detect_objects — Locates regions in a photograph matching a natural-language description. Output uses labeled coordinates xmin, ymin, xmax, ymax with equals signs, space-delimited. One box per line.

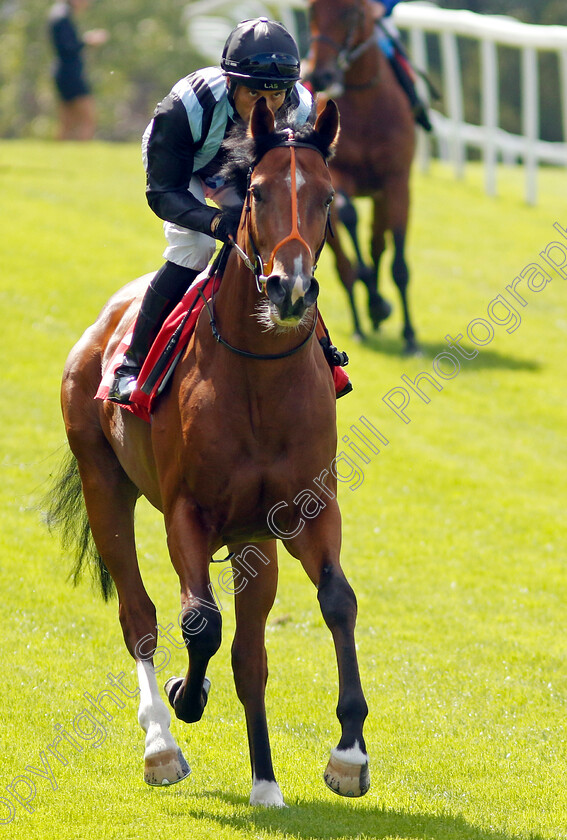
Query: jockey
xmin=370 ymin=0 xmax=432 ymax=132
xmin=109 ymin=17 xmax=351 ymax=403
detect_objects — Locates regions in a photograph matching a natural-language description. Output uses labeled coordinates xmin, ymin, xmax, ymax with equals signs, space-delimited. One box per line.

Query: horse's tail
xmin=42 ymin=447 xmax=116 ymax=601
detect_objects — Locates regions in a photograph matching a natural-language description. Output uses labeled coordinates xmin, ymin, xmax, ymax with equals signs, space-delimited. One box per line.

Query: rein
xmin=204 ymin=136 xmax=327 ymax=361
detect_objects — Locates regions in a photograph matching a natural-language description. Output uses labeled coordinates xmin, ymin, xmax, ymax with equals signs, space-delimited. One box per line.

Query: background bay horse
xmin=306 ymin=0 xmax=419 ymax=353
xmin=47 ymin=99 xmax=369 ymax=807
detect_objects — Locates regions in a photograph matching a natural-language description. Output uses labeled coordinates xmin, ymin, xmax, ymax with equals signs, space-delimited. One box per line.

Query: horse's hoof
xmin=202 ymin=676 xmax=211 ymax=701
xmin=164 ymin=675 xmax=211 ymax=722
xmin=370 ymin=296 xmax=393 ymax=329
xmin=164 ymin=676 xmax=184 ymax=707
xmin=249 ymin=779 xmax=286 ymax=807
xmin=323 ymin=749 xmax=370 ymax=797
xmin=144 ymin=747 xmax=191 ymax=786
xmin=164 ymin=676 xmax=211 ymax=703
xmin=402 ymin=339 xmax=422 ymax=357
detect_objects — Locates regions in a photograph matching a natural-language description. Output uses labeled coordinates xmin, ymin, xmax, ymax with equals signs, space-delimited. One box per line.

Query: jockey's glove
xmin=210 ymin=208 xmax=242 ymax=243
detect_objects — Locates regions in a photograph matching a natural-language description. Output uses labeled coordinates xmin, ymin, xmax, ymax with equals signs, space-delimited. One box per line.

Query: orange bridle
xmin=230 ymin=139 xmax=329 ymax=292
xmin=259 ymin=145 xmax=314 ymax=278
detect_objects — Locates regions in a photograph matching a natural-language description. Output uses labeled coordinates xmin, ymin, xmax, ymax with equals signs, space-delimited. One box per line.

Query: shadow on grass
xmin=355 ymin=333 xmax=542 ymax=373
xmin=178 ymin=790 xmax=545 ymax=840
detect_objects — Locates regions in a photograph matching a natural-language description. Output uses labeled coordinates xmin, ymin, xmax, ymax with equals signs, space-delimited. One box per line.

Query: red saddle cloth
xmin=95 ymin=271 xmax=220 ymax=423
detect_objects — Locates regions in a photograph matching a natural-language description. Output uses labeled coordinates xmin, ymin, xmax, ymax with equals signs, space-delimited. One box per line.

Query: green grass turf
xmin=0 ymin=140 xmax=566 ymax=839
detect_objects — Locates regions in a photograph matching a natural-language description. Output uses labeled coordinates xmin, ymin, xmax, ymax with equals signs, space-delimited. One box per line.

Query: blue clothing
xmin=375 ymin=0 xmax=400 ymax=16
xmin=372 ymin=0 xmax=401 ymax=58
xmin=48 ymin=2 xmax=90 ymax=101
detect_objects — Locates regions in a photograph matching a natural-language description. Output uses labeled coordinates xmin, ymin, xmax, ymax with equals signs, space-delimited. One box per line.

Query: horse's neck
xmin=345 ymin=28 xmax=383 ymax=91
xmin=345 ymin=36 xmax=407 ymax=126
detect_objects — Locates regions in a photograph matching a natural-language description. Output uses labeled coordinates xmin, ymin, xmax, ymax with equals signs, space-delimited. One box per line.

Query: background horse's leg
xmin=381 ymin=172 xmax=420 ymax=354
xmin=66 ymin=432 xmax=189 ymax=785
xmin=327 ymin=203 xmax=365 ymax=340
xmin=162 ymin=498 xmax=221 ymax=725
xmin=338 ymin=192 xmax=393 ymax=329
xmin=336 ymin=191 xmax=373 ymax=285
xmin=365 ymin=191 xmax=394 ymax=330
xmin=287 ymin=509 xmax=369 ymax=797
xmin=229 ymin=540 xmax=284 ymax=807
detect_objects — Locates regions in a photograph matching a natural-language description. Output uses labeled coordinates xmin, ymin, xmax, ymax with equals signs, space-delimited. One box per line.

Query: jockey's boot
xmin=316 ymin=314 xmax=353 ymax=399
xmin=107 ymin=262 xmax=200 ymax=404
xmin=390 ymin=52 xmax=432 ymax=133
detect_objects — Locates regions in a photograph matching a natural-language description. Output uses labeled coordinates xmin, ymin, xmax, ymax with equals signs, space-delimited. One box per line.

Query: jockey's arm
xmin=144 ymin=96 xmax=219 ymax=236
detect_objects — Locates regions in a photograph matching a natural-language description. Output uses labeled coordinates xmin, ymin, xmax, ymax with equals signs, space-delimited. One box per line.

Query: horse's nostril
xmin=304 ymin=277 xmax=320 ymax=307
xmin=266 ymin=276 xmax=286 ymax=306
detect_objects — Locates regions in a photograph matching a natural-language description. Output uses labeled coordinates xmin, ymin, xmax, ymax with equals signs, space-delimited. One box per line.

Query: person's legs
xmin=389 ymin=51 xmax=432 ymax=132
xmin=316 ymin=313 xmax=352 ymax=398
xmin=71 ymin=95 xmax=97 ymax=140
xmin=57 ymin=102 xmax=76 ymax=140
xmin=375 ymin=24 xmax=432 ymax=133
xmin=108 ymin=190 xmax=217 ymax=404
xmin=107 ymin=262 xmax=201 ymax=404
xmin=57 ymin=96 xmax=96 ymax=140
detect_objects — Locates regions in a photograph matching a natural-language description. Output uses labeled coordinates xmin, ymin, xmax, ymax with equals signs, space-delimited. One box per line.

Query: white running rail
xmin=393 ymin=2 xmax=567 ymax=204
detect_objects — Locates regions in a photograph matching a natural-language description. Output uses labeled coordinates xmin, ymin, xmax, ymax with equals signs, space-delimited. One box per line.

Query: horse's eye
xmin=251 ymin=186 xmax=263 ymax=203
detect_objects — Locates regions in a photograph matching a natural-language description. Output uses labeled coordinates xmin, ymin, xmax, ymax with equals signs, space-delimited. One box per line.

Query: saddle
xmin=95 ymin=268 xmax=220 ymax=423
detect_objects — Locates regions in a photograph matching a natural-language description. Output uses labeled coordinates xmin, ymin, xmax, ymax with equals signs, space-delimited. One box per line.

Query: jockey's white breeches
xmin=162 ymin=177 xmax=241 ymax=269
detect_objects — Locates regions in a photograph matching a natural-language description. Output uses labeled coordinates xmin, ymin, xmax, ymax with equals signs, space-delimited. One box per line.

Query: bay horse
xmin=305 ymin=0 xmax=419 ymax=353
xmin=47 ymin=99 xmax=369 ymax=806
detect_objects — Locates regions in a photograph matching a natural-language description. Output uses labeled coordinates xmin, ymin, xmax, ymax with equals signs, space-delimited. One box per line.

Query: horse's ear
xmin=314 ymin=99 xmax=340 ymax=150
xmin=248 ymin=97 xmax=275 ymax=138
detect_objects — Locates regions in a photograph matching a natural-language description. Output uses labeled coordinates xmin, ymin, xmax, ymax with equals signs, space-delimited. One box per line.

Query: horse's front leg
xmin=382 ymin=173 xmax=419 ymax=354
xmin=368 ymin=191 xmax=394 ymax=329
xmin=136 ymin=659 xmax=191 ymax=786
xmin=162 ymin=495 xmax=222 ymax=725
xmin=287 ymin=505 xmax=369 ymax=797
xmin=327 ymin=202 xmax=365 ymax=340
xmin=317 ymin=562 xmax=369 ymax=797
xmin=337 ymin=191 xmax=392 ymax=330
xmin=229 ymin=541 xmax=285 ymax=807
xmin=68 ymin=436 xmax=189 ymax=786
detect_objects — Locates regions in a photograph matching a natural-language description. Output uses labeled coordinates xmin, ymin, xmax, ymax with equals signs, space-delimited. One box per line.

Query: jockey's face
xmin=232 ymin=84 xmax=287 ymax=122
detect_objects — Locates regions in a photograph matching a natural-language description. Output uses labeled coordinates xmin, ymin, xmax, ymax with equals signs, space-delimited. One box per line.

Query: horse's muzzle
xmin=266 ymin=275 xmax=319 ymax=323
xmin=306 ymin=68 xmax=345 ymax=98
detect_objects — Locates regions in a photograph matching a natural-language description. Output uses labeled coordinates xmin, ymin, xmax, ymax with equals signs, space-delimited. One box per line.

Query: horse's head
xmin=305 ymin=0 xmax=375 ymax=96
xmin=226 ymin=98 xmax=340 ymax=329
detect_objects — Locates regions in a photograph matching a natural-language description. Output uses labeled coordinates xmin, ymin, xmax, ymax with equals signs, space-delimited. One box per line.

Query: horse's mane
xmin=220 ymin=106 xmax=335 ymax=200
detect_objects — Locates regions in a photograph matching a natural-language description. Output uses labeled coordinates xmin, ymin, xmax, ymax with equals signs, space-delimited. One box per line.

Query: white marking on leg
xmin=136 ymin=660 xmax=179 ymax=758
xmin=249 ymin=776 xmax=286 ymax=807
xmin=330 ymin=740 xmax=368 ymax=765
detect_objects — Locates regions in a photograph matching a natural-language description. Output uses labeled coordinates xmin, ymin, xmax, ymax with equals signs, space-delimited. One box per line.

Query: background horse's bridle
xmin=309 ymin=0 xmax=380 ymax=90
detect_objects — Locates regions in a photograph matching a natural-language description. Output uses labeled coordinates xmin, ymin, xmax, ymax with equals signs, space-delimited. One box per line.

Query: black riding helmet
xmin=221 ymin=17 xmax=301 ymax=91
